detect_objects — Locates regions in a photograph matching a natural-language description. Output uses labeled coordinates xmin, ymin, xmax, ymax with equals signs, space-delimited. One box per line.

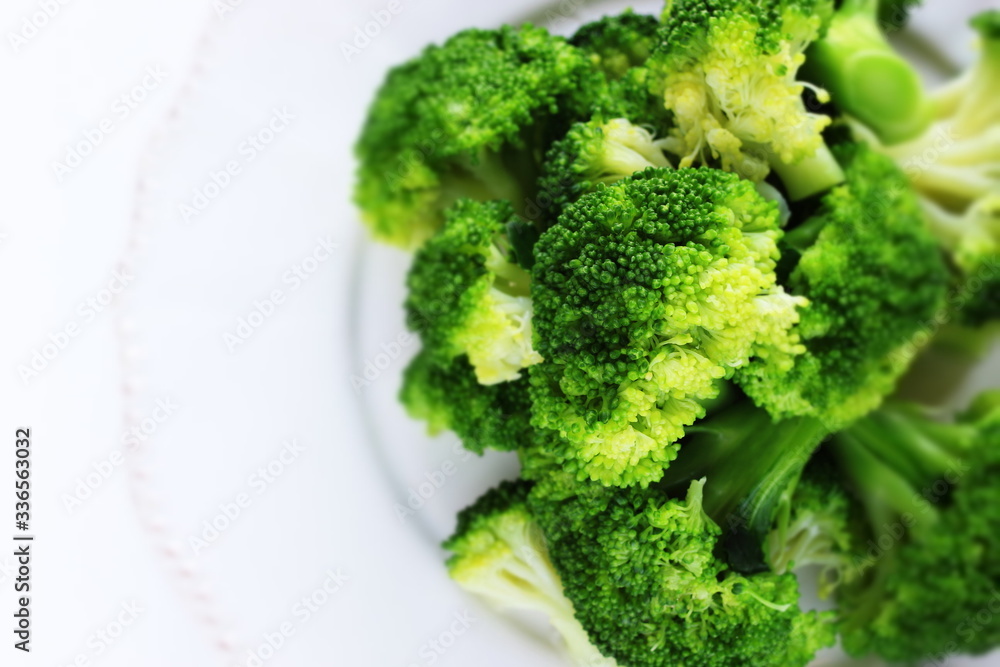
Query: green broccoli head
xmin=737 ymin=143 xmax=949 ymax=429
xmin=804 ymin=0 xmax=934 ymax=145
xmin=529 ymin=167 xmax=807 ymax=487
xmin=400 ymin=350 xmax=532 ymax=453
xmin=530 ymin=478 xmax=837 ymax=667
xmin=536 ymin=117 xmax=672 ymax=228
xmin=355 ymin=25 xmax=592 ymax=248
xmin=405 ymin=198 xmax=540 ymax=385
xmin=444 ymin=480 xmax=619 ymax=666
xmin=570 ymin=10 xmax=660 ymax=80
xmin=832 ymin=396 xmax=1000 ymax=661
xmin=650 ymin=0 xmax=844 ymax=200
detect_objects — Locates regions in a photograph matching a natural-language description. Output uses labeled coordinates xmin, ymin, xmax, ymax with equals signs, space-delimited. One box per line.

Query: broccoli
xmin=405 ymin=198 xmax=540 ymax=385
xmin=831 ymin=394 xmax=1000 ymax=662
xmin=530 ymin=167 xmax=806 ymax=487
xmin=650 ymin=0 xmax=846 ymax=200
xmin=444 ymin=480 xmax=618 ymax=666
xmin=737 ymin=143 xmax=950 ymax=428
xmin=536 ymin=117 xmax=672 ymax=228
xmin=804 ymin=0 xmax=934 ymax=145
xmin=529 ymin=474 xmax=837 ymax=667
xmin=570 ymin=10 xmax=660 ymax=81
xmin=354 ymin=25 xmax=593 ymax=248
xmin=400 ymin=351 xmax=532 ymax=453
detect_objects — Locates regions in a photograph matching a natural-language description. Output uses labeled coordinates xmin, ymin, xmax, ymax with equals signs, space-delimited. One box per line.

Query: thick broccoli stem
xmin=886 ymin=136 xmax=1000 ymax=213
xmin=769 ymin=143 xmax=846 ymax=201
xmin=661 ymin=402 xmax=828 ymax=572
xmin=805 ymin=0 xmax=933 ymax=145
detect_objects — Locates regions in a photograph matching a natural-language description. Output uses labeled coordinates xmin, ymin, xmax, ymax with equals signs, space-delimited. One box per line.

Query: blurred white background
xmin=0 ymin=0 xmax=996 ymax=666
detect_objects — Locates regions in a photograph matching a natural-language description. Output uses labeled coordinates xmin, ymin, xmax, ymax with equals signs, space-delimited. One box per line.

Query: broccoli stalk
xmin=444 ymin=481 xmax=618 ymax=667
xmin=847 ymin=11 xmax=1000 ymax=326
xmin=831 ymin=396 xmax=1000 ymax=661
xmin=804 ymin=0 xmax=934 ymax=145
xmin=767 ymin=146 xmax=852 ymax=203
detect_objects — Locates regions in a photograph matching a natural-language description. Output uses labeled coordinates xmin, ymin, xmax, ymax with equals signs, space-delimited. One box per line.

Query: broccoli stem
xmin=832 ymin=429 xmax=932 ymax=536
xmin=840 ymin=406 xmax=975 ymax=488
xmin=769 ymin=143 xmax=845 ymax=201
xmin=804 ymin=0 xmax=933 ymax=145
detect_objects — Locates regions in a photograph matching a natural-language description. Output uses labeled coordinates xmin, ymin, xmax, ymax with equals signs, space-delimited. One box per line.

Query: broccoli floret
xmin=355 ymin=25 xmax=593 ymax=248
xmin=400 ymin=351 xmax=532 ymax=453
xmin=570 ymin=10 xmax=660 ymax=80
xmin=804 ymin=0 xmax=934 ymax=145
xmin=650 ymin=0 xmax=845 ymax=200
xmin=831 ymin=395 xmax=1000 ymax=661
xmin=530 ymin=167 xmax=806 ymax=487
xmin=444 ymin=480 xmax=618 ymax=666
xmin=530 ymin=476 xmax=837 ymax=667
xmin=737 ymin=143 xmax=949 ymax=428
xmin=536 ymin=117 xmax=672 ymax=228
xmin=406 ymin=198 xmax=540 ymax=385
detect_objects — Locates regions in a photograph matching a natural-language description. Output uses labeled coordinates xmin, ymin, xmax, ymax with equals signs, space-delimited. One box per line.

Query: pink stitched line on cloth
xmin=113 ymin=13 xmax=240 ymax=663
